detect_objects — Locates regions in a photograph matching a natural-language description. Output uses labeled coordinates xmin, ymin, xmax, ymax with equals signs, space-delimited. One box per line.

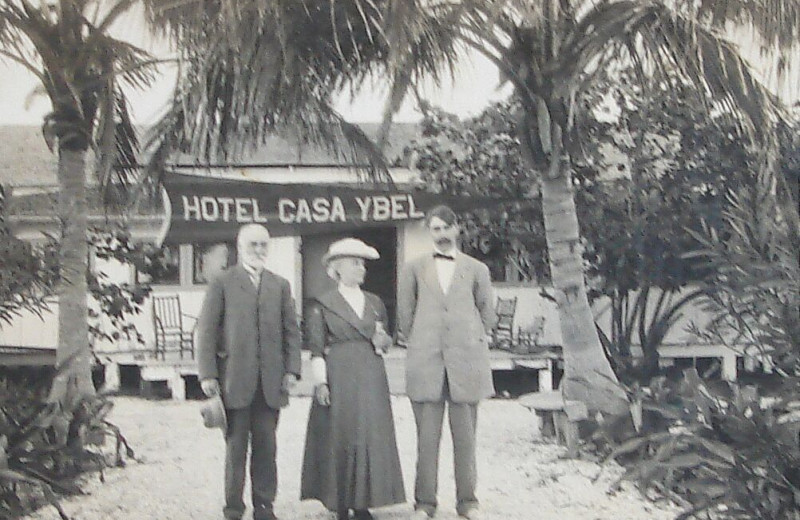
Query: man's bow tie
xmin=433 ymin=252 xmax=455 ymax=261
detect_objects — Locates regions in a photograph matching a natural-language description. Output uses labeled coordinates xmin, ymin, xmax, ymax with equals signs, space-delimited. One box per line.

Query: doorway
xmin=302 ymin=227 xmax=398 ymax=331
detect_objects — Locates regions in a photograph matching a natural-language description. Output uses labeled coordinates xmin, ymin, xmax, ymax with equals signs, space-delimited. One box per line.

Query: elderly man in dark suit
xmin=398 ymin=205 xmax=496 ymax=520
xmin=197 ymin=223 xmax=302 ymax=520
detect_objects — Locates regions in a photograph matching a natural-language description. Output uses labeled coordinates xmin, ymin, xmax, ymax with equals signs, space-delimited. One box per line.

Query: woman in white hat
xmin=301 ymin=238 xmax=405 ymax=520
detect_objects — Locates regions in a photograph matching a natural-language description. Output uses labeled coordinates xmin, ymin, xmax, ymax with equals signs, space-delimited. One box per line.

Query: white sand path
xmin=26 ymin=396 xmax=679 ymax=520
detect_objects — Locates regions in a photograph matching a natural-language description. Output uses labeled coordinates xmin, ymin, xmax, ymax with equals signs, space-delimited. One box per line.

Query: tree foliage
xmin=406 ymin=101 xmax=548 ymax=283
xmin=0 ymin=186 xmax=59 ymax=327
xmin=575 ymin=70 xmax=762 ymax=380
xmin=688 ymin=160 xmax=800 ymax=375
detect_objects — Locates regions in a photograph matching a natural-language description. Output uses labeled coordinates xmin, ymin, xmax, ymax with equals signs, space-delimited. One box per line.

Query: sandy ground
xmin=26 ymin=396 xmax=680 ymax=520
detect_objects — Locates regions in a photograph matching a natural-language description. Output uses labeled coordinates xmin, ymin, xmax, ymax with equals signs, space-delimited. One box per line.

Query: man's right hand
xmin=201 ymin=378 xmax=220 ymax=397
xmin=314 ymin=383 xmax=331 ymax=406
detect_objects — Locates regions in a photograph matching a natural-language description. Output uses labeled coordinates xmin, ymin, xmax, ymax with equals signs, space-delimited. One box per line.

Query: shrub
xmin=0 ymin=362 xmax=135 ymax=519
xmin=595 ymin=369 xmax=800 ymax=519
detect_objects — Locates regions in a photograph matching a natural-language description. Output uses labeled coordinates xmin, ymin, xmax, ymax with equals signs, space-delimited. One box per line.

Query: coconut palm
xmin=0 ymin=0 xmax=157 ymax=399
xmin=147 ymin=0 xmax=797 ymax=415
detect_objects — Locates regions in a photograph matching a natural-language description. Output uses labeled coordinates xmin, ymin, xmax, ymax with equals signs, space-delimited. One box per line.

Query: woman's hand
xmin=372 ymin=321 xmax=392 ymax=356
xmin=315 ymin=383 xmax=331 ymax=406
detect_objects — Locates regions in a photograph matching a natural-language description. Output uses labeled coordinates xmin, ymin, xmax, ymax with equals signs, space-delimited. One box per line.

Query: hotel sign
xmin=160 ymin=173 xmax=472 ymax=244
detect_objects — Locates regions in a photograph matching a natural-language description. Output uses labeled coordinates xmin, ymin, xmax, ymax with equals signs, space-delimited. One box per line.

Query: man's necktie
xmin=433 ymin=252 xmax=455 ymax=261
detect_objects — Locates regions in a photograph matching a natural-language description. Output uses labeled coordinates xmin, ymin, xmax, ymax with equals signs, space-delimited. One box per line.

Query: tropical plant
xmin=598 ymin=369 xmax=800 ymax=519
xmin=144 ymin=0 xmax=797 ymax=415
xmin=0 ymin=0 xmax=159 ymax=399
xmin=0 ymin=359 xmax=135 ymax=519
xmin=687 ymin=157 xmax=800 ymax=376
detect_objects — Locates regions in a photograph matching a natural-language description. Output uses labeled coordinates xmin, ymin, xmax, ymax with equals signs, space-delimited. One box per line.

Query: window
xmin=135 ymin=244 xmax=180 ymax=285
xmin=193 ymin=242 xmax=233 ymax=284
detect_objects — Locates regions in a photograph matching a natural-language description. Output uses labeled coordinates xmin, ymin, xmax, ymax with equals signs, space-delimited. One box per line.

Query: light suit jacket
xmin=397 ymin=252 xmax=496 ymax=403
xmin=196 ymin=265 xmax=302 ymax=410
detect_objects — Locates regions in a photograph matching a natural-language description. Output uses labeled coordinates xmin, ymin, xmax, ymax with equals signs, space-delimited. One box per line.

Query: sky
xmin=0 ymin=4 xmax=509 ymax=127
xmin=0 ymin=6 xmax=797 ymax=128
xmin=0 ymin=42 xmax=508 ymax=126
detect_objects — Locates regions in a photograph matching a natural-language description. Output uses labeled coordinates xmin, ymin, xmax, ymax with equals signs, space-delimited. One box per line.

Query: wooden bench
xmin=519 ymin=391 xmax=588 ymax=457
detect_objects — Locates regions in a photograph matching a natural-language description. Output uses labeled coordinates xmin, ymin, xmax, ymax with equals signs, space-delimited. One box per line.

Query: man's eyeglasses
xmin=247 ymin=241 xmax=269 ymax=248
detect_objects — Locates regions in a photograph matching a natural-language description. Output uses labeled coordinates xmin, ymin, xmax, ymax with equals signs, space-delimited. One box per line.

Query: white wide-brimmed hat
xmin=321 ymin=238 xmax=380 ymax=265
xmin=200 ymin=395 xmax=227 ymax=434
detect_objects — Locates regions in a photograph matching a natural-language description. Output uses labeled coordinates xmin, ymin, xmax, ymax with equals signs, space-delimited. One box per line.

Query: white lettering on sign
xmin=235 ymin=198 xmax=250 ymax=222
xmin=373 ymin=196 xmax=391 ymax=220
xmin=201 ymin=197 xmax=219 ymax=221
xmin=279 ymin=199 xmax=295 ymax=223
xmin=253 ymin=199 xmax=268 ymax=223
xmin=183 ymin=196 xmax=202 ymax=220
xmin=408 ymin=195 xmax=424 ymax=218
xmin=355 ymin=196 xmax=371 ymax=220
xmin=181 ymin=193 xmax=424 ymax=225
xmin=218 ymin=197 xmax=234 ymax=221
xmin=330 ymin=198 xmax=346 ymax=221
xmin=278 ymin=197 xmax=347 ymax=224
xmin=355 ymin=194 xmax=424 ymax=221
xmin=391 ymin=194 xmax=408 ymax=219
xmin=181 ymin=195 xmax=269 ymax=223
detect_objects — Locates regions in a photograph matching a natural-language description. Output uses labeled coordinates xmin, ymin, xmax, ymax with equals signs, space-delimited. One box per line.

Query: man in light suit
xmin=398 ymin=205 xmax=496 ymax=520
xmin=197 ymin=224 xmax=302 ymax=520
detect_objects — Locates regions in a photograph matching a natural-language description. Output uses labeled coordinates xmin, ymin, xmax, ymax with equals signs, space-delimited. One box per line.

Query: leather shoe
xmin=459 ymin=509 xmax=483 ymax=520
xmin=353 ymin=510 xmax=373 ymax=520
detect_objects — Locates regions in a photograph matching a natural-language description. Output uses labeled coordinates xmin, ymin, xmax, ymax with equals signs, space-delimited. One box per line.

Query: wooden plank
xmin=519 ymin=391 xmax=566 ymax=411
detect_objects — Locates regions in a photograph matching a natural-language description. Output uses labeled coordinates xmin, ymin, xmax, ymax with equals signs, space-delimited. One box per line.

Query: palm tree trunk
xmin=50 ymin=148 xmax=95 ymax=401
xmin=540 ymin=170 xmax=628 ymax=415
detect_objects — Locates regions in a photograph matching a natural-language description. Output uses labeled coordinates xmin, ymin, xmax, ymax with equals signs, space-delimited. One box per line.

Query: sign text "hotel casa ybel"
xmin=181 ymin=193 xmax=425 ymax=225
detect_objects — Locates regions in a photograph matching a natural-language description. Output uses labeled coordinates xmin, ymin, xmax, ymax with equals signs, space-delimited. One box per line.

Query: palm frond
xmin=697 ymin=0 xmax=800 ymax=52
xmin=143 ymin=0 xmax=474 ymax=180
xmin=559 ymin=0 xmax=784 ymax=140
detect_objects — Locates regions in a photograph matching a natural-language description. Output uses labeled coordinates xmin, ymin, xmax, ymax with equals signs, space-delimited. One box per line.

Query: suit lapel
xmin=421 ymin=257 xmax=446 ymax=302
xmin=445 ymin=254 xmax=469 ymax=301
xmin=232 ymin=265 xmax=258 ymax=295
xmin=258 ymin=270 xmax=278 ymax=301
xmin=317 ymin=290 xmax=373 ymax=341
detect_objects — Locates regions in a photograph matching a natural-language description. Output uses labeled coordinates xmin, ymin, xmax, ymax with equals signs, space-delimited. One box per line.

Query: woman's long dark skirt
xmin=301 ymin=340 xmax=406 ymax=512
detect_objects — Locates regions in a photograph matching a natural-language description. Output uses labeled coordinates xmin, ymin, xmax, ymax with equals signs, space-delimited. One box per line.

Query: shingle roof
xmin=0 ymin=126 xmax=58 ymax=188
xmin=169 ymin=123 xmax=418 ymax=167
xmin=0 ymin=123 xmax=420 ymax=188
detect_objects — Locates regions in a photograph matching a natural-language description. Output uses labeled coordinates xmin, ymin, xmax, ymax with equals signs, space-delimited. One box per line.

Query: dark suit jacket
xmin=397 ymin=252 xmax=496 ymax=403
xmin=196 ymin=265 xmax=302 ymax=410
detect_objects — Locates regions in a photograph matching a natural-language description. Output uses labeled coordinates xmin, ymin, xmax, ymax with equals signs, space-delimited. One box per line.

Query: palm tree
xmin=0 ymin=0 xmax=157 ymax=399
xmin=146 ymin=0 xmax=796 ymax=415
xmin=446 ymin=0 xmax=796 ymax=414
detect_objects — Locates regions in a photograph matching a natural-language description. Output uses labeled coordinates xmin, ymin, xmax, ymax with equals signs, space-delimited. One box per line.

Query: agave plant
xmin=598 ymin=369 xmax=800 ymax=519
xmin=0 ymin=355 xmax=136 ymax=519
